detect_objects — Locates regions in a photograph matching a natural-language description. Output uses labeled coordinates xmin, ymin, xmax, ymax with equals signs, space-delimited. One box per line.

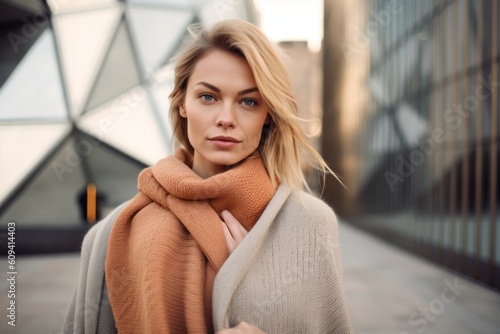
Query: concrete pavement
xmin=0 ymin=254 xmax=79 ymax=334
xmin=340 ymin=222 xmax=500 ymax=334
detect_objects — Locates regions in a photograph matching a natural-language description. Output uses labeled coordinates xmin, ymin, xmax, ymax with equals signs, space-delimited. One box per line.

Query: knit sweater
xmin=63 ymin=185 xmax=353 ymax=333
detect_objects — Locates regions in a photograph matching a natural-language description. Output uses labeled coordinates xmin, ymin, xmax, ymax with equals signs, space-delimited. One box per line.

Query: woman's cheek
xmin=245 ymin=130 xmax=262 ymax=151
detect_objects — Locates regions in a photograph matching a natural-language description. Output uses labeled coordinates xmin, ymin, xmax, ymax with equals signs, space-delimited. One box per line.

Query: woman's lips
xmin=208 ymin=136 xmax=241 ymax=148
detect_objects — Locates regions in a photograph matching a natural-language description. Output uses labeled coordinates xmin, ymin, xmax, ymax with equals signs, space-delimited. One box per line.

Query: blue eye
xmin=242 ymin=98 xmax=257 ymax=107
xmin=200 ymin=94 xmax=215 ymax=102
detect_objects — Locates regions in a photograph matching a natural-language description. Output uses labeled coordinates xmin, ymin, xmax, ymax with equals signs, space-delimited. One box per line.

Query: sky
xmin=253 ymin=0 xmax=323 ymax=52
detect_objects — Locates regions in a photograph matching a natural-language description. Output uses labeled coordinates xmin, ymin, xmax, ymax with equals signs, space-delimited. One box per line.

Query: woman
xmin=64 ymin=19 xmax=353 ymax=334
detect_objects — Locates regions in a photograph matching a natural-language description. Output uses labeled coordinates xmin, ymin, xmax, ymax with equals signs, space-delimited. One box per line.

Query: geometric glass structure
xmin=0 ymin=0 xmax=258 ymax=252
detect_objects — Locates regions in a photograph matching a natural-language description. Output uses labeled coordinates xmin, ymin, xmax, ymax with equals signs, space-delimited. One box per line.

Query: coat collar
xmin=212 ymin=184 xmax=292 ymax=329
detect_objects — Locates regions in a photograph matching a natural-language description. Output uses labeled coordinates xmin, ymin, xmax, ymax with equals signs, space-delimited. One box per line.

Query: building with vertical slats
xmin=323 ymin=0 xmax=499 ymax=290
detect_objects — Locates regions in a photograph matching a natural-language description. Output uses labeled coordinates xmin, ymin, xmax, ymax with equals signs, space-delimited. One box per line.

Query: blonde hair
xmin=169 ymin=19 xmax=335 ymax=192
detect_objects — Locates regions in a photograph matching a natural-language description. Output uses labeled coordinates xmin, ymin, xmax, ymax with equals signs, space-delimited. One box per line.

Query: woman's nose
xmin=216 ymin=103 xmax=236 ymax=128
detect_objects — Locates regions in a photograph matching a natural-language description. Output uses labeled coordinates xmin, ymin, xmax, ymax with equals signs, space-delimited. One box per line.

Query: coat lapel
xmin=212 ymin=184 xmax=292 ymax=330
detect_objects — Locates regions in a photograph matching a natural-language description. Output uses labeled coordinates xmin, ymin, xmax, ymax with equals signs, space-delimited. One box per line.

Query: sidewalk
xmin=339 ymin=222 xmax=500 ymax=334
xmin=0 ymin=254 xmax=80 ymax=334
xmin=0 ymin=221 xmax=499 ymax=333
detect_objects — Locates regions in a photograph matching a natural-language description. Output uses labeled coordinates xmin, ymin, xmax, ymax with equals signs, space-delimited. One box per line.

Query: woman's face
xmin=180 ymin=49 xmax=268 ymax=178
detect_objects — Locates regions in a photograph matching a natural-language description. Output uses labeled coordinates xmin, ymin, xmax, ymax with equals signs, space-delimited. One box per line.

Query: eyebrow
xmin=195 ymin=81 xmax=259 ymax=96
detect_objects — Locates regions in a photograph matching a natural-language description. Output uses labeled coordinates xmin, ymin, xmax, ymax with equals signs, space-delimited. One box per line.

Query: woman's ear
xmin=179 ymin=105 xmax=187 ymax=118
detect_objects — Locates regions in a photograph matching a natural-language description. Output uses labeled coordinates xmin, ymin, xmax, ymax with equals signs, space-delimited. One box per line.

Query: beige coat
xmin=63 ymin=185 xmax=353 ymax=333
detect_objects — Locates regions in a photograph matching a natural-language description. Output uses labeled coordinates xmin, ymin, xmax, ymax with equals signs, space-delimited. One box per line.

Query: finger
xmin=235 ymin=322 xmax=251 ymax=333
xmin=226 ymin=210 xmax=248 ymax=237
xmin=221 ymin=221 xmax=237 ymax=253
xmin=237 ymin=217 xmax=249 ymax=235
xmin=221 ymin=210 xmax=247 ymax=242
xmin=235 ymin=322 xmax=261 ymax=333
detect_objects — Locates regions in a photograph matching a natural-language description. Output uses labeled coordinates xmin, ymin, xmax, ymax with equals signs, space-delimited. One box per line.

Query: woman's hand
xmin=215 ymin=321 xmax=267 ymax=334
xmin=220 ymin=210 xmax=248 ymax=254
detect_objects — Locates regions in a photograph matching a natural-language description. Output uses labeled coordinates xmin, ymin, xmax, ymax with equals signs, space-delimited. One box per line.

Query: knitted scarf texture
xmin=105 ymin=149 xmax=276 ymax=333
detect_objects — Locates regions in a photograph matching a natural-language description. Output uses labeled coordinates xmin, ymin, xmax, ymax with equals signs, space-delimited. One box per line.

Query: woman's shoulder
xmin=266 ymin=186 xmax=340 ymax=241
xmin=284 ymin=189 xmax=338 ymax=222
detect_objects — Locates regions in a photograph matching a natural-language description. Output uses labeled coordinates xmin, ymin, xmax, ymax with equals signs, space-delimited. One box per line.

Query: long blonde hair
xmin=169 ymin=19 xmax=335 ymax=192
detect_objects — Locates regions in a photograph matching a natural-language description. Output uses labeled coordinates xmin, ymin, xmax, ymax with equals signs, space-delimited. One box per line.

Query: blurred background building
xmin=0 ymin=0 xmax=257 ymax=252
xmin=323 ymin=0 xmax=499 ymax=290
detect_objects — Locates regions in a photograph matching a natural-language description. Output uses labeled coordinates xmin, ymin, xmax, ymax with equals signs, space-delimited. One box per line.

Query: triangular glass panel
xmin=0 ymin=135 xmax=146 ymax=232
xmin=0 ymin=6 xmax=46 ymax=88
xmin=0 ymin=137 xmax=85 ymax=226
xmin=52 ymin=5 xmax=122 ymax=118
xmin=79 ymin=87 xmax=171 ymax=165
xmin=0 ymin=123 xmax=70 ymax=205
xmin=82 ymin=134 xmax=145 ymax=207
xmin=0 ymin=30 xmax=68 ymax=121
xmin=47 ymin=0 xmax=118 ymax=14
xmin=127 ymin=6 xmax=192 ymax=74
xmin=84 ymin=20 xmax=141 ymax=112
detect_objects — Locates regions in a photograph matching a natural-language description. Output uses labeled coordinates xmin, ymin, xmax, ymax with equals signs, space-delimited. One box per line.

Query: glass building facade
xmin=323 ymin=0 xmax=499 ymax=290
xmin=0 ymin=0 xmax=257 ymax=252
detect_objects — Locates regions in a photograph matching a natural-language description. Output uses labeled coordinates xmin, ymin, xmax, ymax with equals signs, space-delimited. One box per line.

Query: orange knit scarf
xmin=105 ymin=149 xmax=276 ymax=333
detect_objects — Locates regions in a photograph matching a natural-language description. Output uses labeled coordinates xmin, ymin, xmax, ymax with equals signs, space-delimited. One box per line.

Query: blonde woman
xmin=64 ymin=19 xmax=352 ymax=334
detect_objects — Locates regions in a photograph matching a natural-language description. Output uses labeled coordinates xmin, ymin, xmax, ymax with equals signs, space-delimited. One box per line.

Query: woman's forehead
xmin=187 ymin=50 xmax=257 ymax=91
